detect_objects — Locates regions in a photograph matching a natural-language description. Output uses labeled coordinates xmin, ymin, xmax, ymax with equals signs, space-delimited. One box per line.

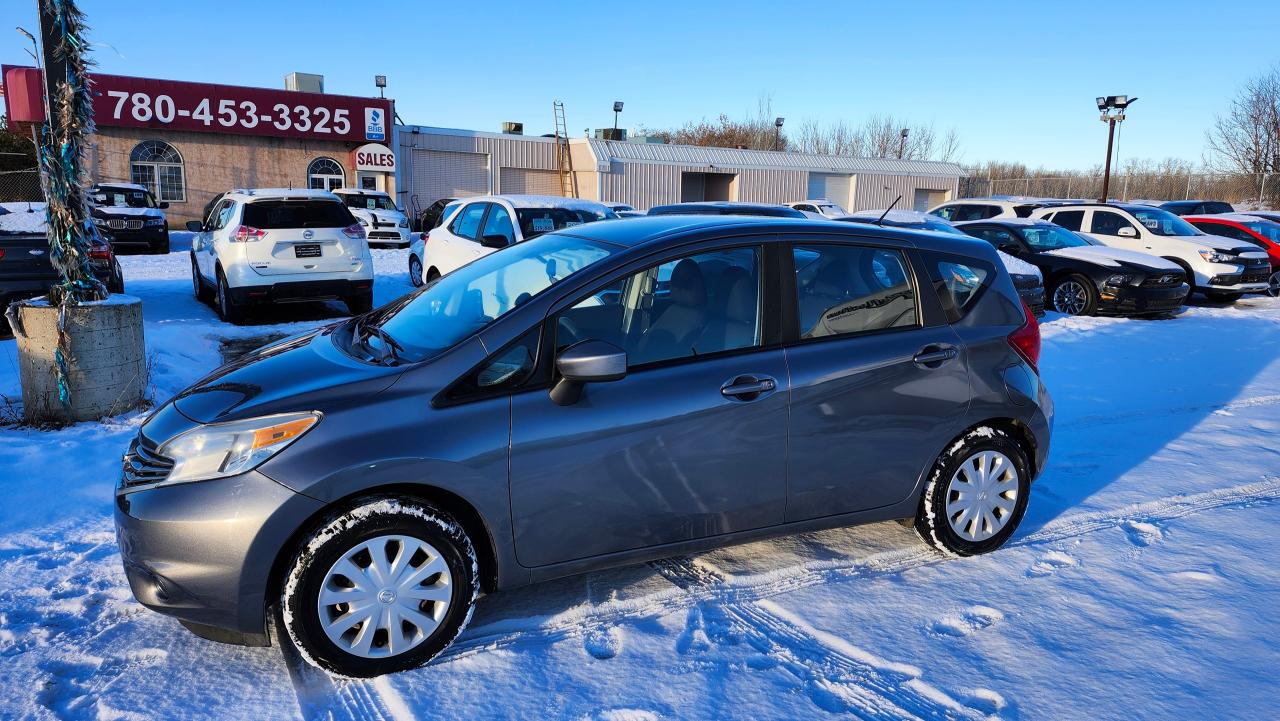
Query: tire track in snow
xmin=651 ymin=556 xmax=989 ymax=720
xmin=278 ymin=621 xmax=416 ymax=721
xmin=442 ymin=476 xmax=1280 ymax=663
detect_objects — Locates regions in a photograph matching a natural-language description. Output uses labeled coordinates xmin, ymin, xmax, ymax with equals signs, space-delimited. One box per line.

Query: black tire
xmin=151 ymin=233 xmax=170 ymax=255
xmin=408 ymin=255 xmax=424 ymax=288
xmin=1165 ymin=258 xmax=1196 ymax=298
xmin=215 ymin=268 xmax=247 ymax=324
xmin=425 ymin=267 xmax=441 ymax=284
xmin=914 ymin=426 xmax=1032 ymax=557
xmin=1205 ymin=292 xmax=1242 ymax=304
xmin=279 ymin=497 xmax=479 ymax=678
xmin=345 ymin=291 xmax=374 ymax=316
xmin=191 ymin=254 xmax=213 ymax=303
xmin=1050 ymin=273 xmax=1098 ymax=316
xmin=109 ymin=260 xmax=125 ymax=295
xmin=1268 ymin=269 xmax=1280 ymax=298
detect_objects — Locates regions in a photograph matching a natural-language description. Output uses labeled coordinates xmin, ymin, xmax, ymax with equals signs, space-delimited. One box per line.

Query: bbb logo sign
xmin=365 ymin=108 xmax=386 ymax=141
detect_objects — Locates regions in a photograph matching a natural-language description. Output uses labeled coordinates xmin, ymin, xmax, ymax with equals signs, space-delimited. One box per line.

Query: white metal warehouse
xmin=395 ymin=125 xmax=964 ymax=216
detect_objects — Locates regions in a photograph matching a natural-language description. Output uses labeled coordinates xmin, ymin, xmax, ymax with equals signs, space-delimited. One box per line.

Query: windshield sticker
xmin=531 ymin=217 xmax=555 ymax=232
xmin=564 ymin=220 xmax=582 ymax=227
xmin=1141 ymin=218 xmax=1158 ymax=229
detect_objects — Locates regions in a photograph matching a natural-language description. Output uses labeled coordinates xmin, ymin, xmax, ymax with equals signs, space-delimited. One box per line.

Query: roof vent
xmin=502 ymin=122 xmax=524 ymax=135
xmin=285 ymin=72 xmax=324 ymax=93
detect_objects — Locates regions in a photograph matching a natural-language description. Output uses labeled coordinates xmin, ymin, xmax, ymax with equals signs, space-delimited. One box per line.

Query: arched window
xmin=129 ymin=140 xmax=185 ymax=202
xmin=307 ymin=157 xmax=345 ymax=191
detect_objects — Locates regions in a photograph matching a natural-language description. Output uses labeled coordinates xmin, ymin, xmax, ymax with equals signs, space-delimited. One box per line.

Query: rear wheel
xmin=215 ymin=268 xmax=246 ymax=324
xmin=279 ymin=498 xmax=479 ymax=678
xmin=1051 ymin=274 xmax=1098 ymax=316
xmin=408 ymin=255 xmax=424 ymax=288
xmin=914 ymin=426 xmax=1031 ymax=557
xmin=1268 ymin=270 xmax=1280 ymax=298
xmin=425 ymin=267 xmax=440 ymax=284
xmin=346 ymin=291 xmax=374 ymax=316
xmin=191 ymin=254 xmax=213 ymax=303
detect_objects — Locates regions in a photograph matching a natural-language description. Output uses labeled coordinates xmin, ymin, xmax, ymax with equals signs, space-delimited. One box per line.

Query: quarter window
xmin=129 ymin=140 xmax=185 ymax=202
xmin=451 ymin=203 xmax=488 ymax=241
xmin=556 ymin=247 xmax=762 ymax=367
xmin=792 ymin=245 xmax=918 ymax=339
xmin=929 ymin=256 xmax=993 ymax=321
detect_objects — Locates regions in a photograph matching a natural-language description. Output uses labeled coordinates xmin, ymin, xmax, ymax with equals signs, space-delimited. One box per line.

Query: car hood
xmin=1193 ymin=233 xmax=1267 ymax=256
xmin=350 ymin=207 xmax=406 ymax=226
xmin=168 ymin=326 xmax=402 ymax=424
xmin=91 ymin=206 xmax=165 ymax=219
xmin=1042 ymin=245 xmax=1180 ymax=272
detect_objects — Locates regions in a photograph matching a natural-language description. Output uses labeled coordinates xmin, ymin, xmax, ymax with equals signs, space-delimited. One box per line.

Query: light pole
xmin=374 ymin=75 xmax=387 ymax=99
xmin=612 ymin=101 xmax=624 ymax=137
xmin=897 ymin=128 xmax=909 ymax=159
xmin=774 ymin=117 xmax=785 ymax=151
xmin=1096 ymin=95 xmax=1137 ymax=202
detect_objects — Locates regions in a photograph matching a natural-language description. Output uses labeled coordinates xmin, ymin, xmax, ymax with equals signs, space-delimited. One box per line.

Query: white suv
xmin=188 ymin=189 xmax=373 ymax=323
xmin=416 ymin=195 xmax=616 ymax=283
xmin=333 ymin=188 xmax=410 ymax=247
xmin=930 ymin=199 xmax=1046 ymax=221
xmin=1030 ymin=202 xmax=1271 ymax=301
xmin=788 ymin=199 xmax=847 ymax=218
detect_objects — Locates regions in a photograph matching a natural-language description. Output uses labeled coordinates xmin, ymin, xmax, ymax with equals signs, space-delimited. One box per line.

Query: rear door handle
xmin=913 ymin=346 xmax=958 ymax=366
xmin=721 ymin=375 xmax=777 ymax=400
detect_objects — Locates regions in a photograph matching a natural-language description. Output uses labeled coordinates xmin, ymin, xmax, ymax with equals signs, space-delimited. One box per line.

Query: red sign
xmin=3 ymin=66 xmax=392 ymax=143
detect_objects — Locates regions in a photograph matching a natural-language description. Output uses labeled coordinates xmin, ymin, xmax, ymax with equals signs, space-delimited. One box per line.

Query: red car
xmin=1184 ymin=213 xmax=1280 ymax=297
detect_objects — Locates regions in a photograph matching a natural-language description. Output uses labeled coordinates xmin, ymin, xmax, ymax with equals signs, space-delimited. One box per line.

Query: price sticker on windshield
xmin=531 ymin=218 xmax=555 ymax=233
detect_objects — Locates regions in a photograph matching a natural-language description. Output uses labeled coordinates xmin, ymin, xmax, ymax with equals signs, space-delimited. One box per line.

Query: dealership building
xmin=2 ymin=66 xmax=396 ymax=224
xmin=395 ymin=125 xmax=965 ymax=216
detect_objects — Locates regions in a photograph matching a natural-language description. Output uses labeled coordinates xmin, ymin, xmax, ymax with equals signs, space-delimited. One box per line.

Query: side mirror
xmin=549 ymin=340 xmax=627 ymax=406
xmin=998 ymin=243 xmax=1022 ymax=255
xmin=158 ymin=201 xmax=170 ymax=209
xmin=480 ymin=233 xmax=511 ymax=249
xmin=185 ymin=220 xmax=204 ymax=232
xmin=1117 ymin=226 xmax=1138 ymax=238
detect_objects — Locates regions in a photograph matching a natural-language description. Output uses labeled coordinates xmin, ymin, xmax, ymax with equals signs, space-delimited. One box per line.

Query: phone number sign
xmin=86 ymin=72 xmax=392 ymax=143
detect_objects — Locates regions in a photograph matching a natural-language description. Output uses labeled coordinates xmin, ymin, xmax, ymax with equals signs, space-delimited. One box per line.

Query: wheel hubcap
xmin=945 ymin=450 xmax=1018 ymax=542
xmin=317 ymin=534 xmax=452 ymax=659
xmin=1268 ymin=270 xmax=1280 ymax=298
xmin=1053 ymin=281 xmax=1087 ymax=315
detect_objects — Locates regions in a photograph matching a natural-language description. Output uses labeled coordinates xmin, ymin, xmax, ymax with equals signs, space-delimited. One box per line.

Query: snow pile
xmin=997 ymin=249 xmax=1042 ymax=279
xmin=0 ymin=202 xmax=47 ymax=234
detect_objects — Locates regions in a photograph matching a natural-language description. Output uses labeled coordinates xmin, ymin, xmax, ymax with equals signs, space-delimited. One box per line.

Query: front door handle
xmin=721 ymin=375 xmax=777 ymax=400
xmin=913 ymin=345 xmax=958 ymax=367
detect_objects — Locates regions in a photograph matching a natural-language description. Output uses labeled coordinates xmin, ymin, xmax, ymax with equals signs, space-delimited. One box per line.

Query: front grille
xmin=1243 ymin=269 xmax=1270 ymax=283
xmin=106 ymin=218 xmax=144 ymax=230
xmin=1141 ymin=272 xmax=1184 ymax=288
xmin=120 ymin=434 xmax=174 ymax=488
xmin=369 ymin=231 xmax=401 ymax=240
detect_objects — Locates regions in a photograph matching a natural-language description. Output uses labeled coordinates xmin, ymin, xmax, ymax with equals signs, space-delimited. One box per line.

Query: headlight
xmin=1104 ymin=273 xmax=1132 ymax=286
xmin=398 ymin=218 xmax=408 ymax=228
xmin=145 ymin=218 xmax=165 ymax=227
xmin=158 ymin=412 xmax=320 ymax=484
xmin=1198 ymin=249 xmax=1234 ymax=263
xmin=92 ymin=217 xmax=106 ymax=226
xmin=357 ymin=218 xmax=369 ymax=227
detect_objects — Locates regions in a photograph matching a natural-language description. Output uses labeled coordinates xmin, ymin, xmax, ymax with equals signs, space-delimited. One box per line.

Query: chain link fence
xmin=960 ymin=172 xmax=1278 ymax=207
xmin=0 ymin=169 xmax=42 ymax=203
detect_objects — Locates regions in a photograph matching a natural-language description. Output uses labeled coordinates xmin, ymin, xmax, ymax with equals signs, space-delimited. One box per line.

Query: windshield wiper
xmin=351 ymin=314 xmax=404 ymax=366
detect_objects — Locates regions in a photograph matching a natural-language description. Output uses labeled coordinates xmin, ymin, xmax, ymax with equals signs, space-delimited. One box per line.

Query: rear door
xmin=240 ymin=198 xmax=360 ymax=276
xmin=782 ymin=238 xmax=971 ymax=521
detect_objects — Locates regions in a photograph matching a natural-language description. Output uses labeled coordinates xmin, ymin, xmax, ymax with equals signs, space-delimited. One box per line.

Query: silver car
xmin=116 ymin=215 xmax=1053 ymax=677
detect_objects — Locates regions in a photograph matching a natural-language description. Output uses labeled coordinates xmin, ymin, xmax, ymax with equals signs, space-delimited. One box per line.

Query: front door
xmin=783 ymin=241 xmax=971 ymax=521
xmin=509 ymin=244 xmax=789 ymax=567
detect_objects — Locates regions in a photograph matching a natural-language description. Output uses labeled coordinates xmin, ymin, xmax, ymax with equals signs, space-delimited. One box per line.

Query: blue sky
xmin=3 ymin=0 xmax=1277 ymax=169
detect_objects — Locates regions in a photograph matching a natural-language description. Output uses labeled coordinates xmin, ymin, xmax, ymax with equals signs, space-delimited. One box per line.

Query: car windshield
xmin=516 ymin=207 xmax=615 ymax=239
xmin=371 ymin=233 xmax=616 ymax=363
xmin=1239 ymin=220 xmax=1280 ymax=244
xmin=342 ymin=194 xmax=397 ymax=211
xmin=1130 ymin=207 xmax=1202 ymax=237
xmin=93 ymin=188 xmax=155 ymax=209
xmin=817 ymin=203 xmax=846 ymax=216
xmin=1021 ymin=224 xmax=1091 ymax=251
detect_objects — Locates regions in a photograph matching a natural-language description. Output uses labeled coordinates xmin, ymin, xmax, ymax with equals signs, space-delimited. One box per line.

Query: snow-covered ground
xmin=2 ymin=243 xmax=1279 ymax=720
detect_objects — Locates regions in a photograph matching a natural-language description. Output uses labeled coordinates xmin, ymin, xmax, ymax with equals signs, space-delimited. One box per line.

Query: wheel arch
xmin=938 ymin=417 xmax=1040 ymax=481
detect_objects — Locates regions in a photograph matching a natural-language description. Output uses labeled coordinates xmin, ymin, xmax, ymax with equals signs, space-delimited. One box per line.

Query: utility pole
xmin=897 ymin=128 xmax=908 ymax=159
xmin=1096 ymin=95 xmax=1136 ymax=202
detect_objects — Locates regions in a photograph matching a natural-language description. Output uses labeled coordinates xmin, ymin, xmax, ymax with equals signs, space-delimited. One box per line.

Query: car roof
xmin=333 ymin=187 xmax=390 ymax=196
xmin=222 ymin=188 xmax=340 ymax=201
xmin=955 ymin=217 xmax=1056 ymax=228
xmin=1183 ymin=212 xmax=1270 ymax=224
xmin=457 ymin=194 xmax=610 ymax=211
xmin=648 ymin=202 xmax=806 ymax=217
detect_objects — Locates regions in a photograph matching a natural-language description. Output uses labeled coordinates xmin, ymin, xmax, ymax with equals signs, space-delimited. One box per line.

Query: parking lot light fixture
xmin=898 ymin=128 xmax=909 ymax=159
xmin=375 ymin=74 xmax=387 ymax=99
xmin=774 ymin=117 xmax=785 ymax=151
xmin=613 ymin=101 xmax=624 ymax=136
xmin=1097 ymin=95 xmax=1137 ymax=202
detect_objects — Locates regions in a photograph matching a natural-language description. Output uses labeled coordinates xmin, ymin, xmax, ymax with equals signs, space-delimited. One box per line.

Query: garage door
xmin=499 ymin=167 xmax=561 ymax=195
xmin=409 ymin=149 xmax=490 ymax=204
xmin=807 ymin=173 xmax=852 ymax=207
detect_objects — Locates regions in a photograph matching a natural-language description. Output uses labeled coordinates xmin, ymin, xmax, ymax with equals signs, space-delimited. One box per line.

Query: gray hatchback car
xmin=116 ymin=216 xmax=1052 ymax=677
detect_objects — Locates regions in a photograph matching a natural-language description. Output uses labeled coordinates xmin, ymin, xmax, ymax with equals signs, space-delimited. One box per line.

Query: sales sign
xmin=2 ymin=66 xmax=393 ymax=144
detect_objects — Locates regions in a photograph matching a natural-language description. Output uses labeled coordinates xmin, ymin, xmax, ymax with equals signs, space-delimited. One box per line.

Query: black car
xmin=957 ymin=219 xmax=1189 ymax=317
xmin=88 ymin=183 xmax=170 ymax=254
xmin=413 ymin=197 xmax=457 ymax=232
xmin=1160 ymin=200 xmax=1234 ymax=216
xmin=1 ymin=204 xmax=124 ymax=337
xmin=647 ymin=201 xmax=806 ymax=218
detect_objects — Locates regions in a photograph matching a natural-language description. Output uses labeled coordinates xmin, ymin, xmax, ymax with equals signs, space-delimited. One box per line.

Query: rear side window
xmin=792 ymin=245 xmax=918 ymax=339
xmin=1049 ymin=210 xmax=1084 ymax=231
xmin=241 ymin=200 xmax=354 ymax=229
xmin=923 ymin=252 xmax=995 ymax=322
xmin=516 ymin=207 xmax=610 ymax=238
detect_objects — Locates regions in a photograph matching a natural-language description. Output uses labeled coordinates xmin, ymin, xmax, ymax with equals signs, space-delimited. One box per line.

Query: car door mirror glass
xmin=185 ymin=220 xmax=203 ymax=232
xmin=550 ymin=340 xmax=626 ymax=405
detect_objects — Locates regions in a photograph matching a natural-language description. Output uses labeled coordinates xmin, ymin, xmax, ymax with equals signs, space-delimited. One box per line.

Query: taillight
xmin=420 ymin=232 xmax=429 ymax=243
xmin=0 ymin=249 xmax=5 ymax=260
xmin=1007 ymin=299 xmax=1041 ymax=372
xmin=342 ymin=223 xmax=365 ymax=240
xmin=89 ymin=245 xmax=112 ymax=261
xmin=230 ymin=225 xmax=267 ymax=242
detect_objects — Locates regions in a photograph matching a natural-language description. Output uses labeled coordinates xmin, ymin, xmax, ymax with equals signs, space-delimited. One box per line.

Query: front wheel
xmin=1268 ymin=270 xmax=1280 ymax=298
xmin=1051 ymin=274 xmax=1098 ymax=316
xmin=914 ymin=426 xmax=1031 ymax=557
xmin=215 ymin=269 xmax=246 ymax=324
xmin=279 ymin=498 xmax=479 ymax=678
xmin=408 ymin=255 xmax=424 ymax=288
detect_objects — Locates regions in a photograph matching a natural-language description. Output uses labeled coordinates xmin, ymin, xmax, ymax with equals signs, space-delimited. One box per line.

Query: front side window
xmin=951 ymin=205 xmax=994 ymax=222
xmin=972 ymin=227 xmax=1018 ymax=248
xmin=213 ymin=200 xmax=236 ymax=230
xmin=1049 ymin=210 xmax=1084 ymax=231
xmin=1021 ymin=224 xmax=1090 ymax=251
xmin=556 ymin=247 xmax=762 ymax=367
xmin=793 ymin=245 xmax=918 ymax=339
xmin=129 ymin=141 xmax=185 ymax=202
xmin=451 ymin=203 xmax=488 ymax=240
xmin=931 ymin=205 xmax=957 ymax=221
xmin=1091 ymin=210 xmax=1136 ymax=236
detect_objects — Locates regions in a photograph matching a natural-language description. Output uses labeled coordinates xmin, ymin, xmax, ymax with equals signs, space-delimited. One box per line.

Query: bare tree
xmin=1206 ymin=66 xmax=1280 ymax=178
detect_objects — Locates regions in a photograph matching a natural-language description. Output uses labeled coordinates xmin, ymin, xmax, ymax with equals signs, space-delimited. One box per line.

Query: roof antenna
xmin=875 ymin=195 xmax=902 ymax=226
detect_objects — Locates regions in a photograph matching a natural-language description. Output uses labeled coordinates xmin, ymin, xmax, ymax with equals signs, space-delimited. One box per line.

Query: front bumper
xmin=99 ymin=224 xmax=167 ymax=248
xmin=228 ymin=277 xmax=373 ymax=305
xmin=114 ymin=469 xmax=325 ymax=640
xmin=1099 ymin=282 xmax=1190 ymax=315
